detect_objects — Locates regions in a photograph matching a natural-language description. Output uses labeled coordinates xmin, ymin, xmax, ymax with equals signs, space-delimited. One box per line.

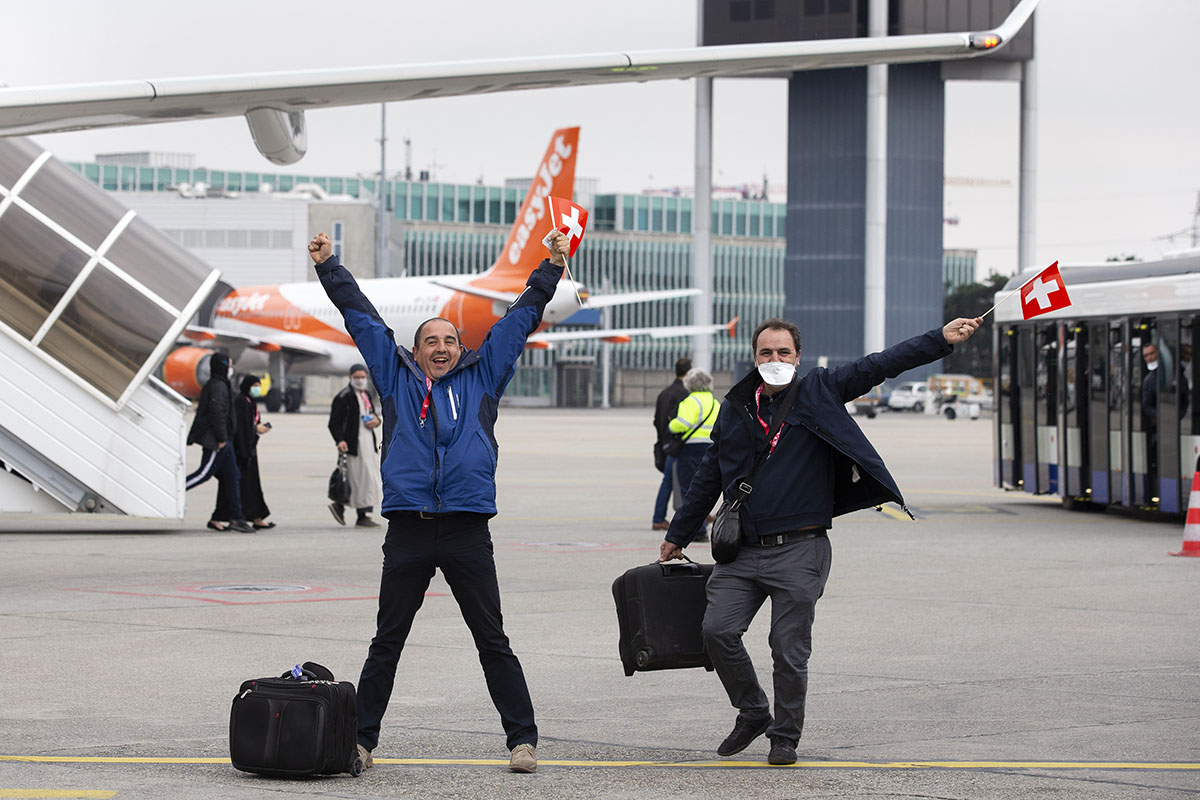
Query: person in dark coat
xmin=214 ymin=375 xmax=273 ymax=528
xmin=651 ymin=357 xmax=691 ymax=530
xmin=659 ymin=315 xmax=982 ymax=766
xmin=327 ymin=364 xmax=382 ymax=527
xmin=184 ymin=352 xmax=254 ymax=533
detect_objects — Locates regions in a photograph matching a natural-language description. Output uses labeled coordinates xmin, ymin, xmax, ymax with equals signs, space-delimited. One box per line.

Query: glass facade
xmin=65 ymin=160 xmax=787 ymax=240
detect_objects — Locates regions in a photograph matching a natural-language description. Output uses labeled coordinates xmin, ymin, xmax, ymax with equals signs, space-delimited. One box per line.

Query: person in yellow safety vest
xmin=669 ymin=368 xmax=720 ymax=541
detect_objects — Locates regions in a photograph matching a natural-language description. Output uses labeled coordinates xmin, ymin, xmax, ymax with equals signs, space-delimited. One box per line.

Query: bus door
xmin=1018 ymin=327 xmax=1037 ymax=492
xmin=1035 ymin=323 xmax=1059 ymax=493
xmin=1111 ymin=322 xmax=1129 ymax=506
xmin=1087 ymin=322 xmax=1110 ymax=504
xmin=1180 ymin=318 xmax=1198 ymax=512
xmin=1130 ymin=319 xmax=1155 ymax=507
xmin=996 ymin=325 xmax=1020 ymax=489
xmin=1062 ymin=324 xmax=1089 ymax=501
xmin=1156 ymin=318 xmax=1183 ymax=513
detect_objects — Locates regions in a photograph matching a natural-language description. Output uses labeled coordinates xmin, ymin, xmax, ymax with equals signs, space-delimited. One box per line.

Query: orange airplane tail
xmin=474 ymin=126 xmax=579 ymax=290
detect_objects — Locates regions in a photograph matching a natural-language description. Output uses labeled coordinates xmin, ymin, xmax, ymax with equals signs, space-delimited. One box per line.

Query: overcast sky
xmin=7 ymin=0 xmax=1199 ymax=279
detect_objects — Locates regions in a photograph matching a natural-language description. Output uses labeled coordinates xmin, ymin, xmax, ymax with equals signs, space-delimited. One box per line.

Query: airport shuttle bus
xmin=993 ymin=255 xmax=1200 ymax=517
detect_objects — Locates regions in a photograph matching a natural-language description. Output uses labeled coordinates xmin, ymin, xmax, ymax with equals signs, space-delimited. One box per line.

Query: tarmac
xmin=1 ymin=407 xmax=1198 ymax=799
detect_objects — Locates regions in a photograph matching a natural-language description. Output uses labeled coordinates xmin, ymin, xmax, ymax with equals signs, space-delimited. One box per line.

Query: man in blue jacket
xmin=660 ymin=315 xmax=981 ymax=766
xmin=308 ymin=229 xmax=570 ymax=775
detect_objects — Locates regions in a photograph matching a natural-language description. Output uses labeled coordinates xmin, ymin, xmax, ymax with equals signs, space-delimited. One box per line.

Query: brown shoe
xmin=508 ymin=743 xmax=536 ymax=773
xmin=356 ymin=743 xmax=374 ymax=770
xmin=651 ymin=521 xmax=670 ymax=531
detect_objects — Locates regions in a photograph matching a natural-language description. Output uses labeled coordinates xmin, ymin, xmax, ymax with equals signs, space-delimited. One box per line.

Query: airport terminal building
xmin=66 ymin=156 xmax=970 ymax=405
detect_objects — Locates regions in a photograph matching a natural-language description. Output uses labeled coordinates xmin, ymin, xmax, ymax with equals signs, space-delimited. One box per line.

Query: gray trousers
xmin=701 ymin=535 xmax=832 ymax=743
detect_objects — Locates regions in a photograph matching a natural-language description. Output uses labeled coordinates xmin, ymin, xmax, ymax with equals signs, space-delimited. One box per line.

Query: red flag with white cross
xmin=1019 ymin=261 xmax=1071 ymax=320
xmin=547 ymin=196 xmax=589 ymax=257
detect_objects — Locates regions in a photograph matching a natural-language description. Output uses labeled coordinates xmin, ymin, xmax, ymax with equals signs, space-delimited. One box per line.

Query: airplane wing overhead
xmin=583 ymin=288 xmax=701 ymax=309
xmin=0 ymin=0 xmax=1037 ymax=162
xmin=428 ymin=280 xmax=519 ymax=304
xmin=528 ymin=317 xmax=739 ymax=346
xmin=181 ymin=325 xmax=332 ymax=359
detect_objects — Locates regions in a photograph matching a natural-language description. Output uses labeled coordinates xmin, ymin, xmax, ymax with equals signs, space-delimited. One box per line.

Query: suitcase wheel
xmin=634 ymin=649 xmax=650 ymax=668
xmin=350 ymin=756 xmax=364 ymax=777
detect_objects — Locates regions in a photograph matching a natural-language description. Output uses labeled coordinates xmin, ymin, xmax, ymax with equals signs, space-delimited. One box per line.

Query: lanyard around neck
xmin=418 ymin=375 xmax=433 ymax=427
xmin=754 ymin=383 xmax=785 ymax=453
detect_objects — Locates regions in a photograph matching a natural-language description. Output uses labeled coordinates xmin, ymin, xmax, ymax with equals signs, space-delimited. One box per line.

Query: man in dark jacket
xmin=308 ymin=228 xmax=571 ymax=775
xmin=184 ymin=352 xmax=254 ymax=533
xmin=651 ymin=357 xmax=691 ymax=530
xmin=659 ymin=315 xmax=981 ymax=766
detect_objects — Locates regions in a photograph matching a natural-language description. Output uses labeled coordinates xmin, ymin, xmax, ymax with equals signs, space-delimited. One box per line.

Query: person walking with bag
xmin=651 ymin=357 xmax=691 ymax=531
xmin=667 ymin=367 xmax=719 ymax=540
xmin=185 ymin=352 xmax=255 ymax=533
xmin=327 ymin=365 xmax=383 ymax=528
xmin=658 ymin=315 xmax=981 ymax=765
xmin=213 ymin=375 xmax=274 ymax=529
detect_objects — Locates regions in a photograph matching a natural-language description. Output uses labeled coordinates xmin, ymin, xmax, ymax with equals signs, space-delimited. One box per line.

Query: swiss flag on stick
xmin=547 ymin=196 xmax=589 ymax=257
xmin=1020 ymin=261 xmax=1072 ymax=320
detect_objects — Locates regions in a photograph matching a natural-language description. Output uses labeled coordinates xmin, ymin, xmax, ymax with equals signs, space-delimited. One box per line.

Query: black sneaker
xmin=328 ymin=502 xmax=346 ymax=526
xmin=717 ymin=714 xmax=771 ymax=757
xmin=767 ymin=736 xmax=797 ymax=766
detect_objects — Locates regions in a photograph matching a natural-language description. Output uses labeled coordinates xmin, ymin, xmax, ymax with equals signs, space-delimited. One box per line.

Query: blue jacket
xmin=666 ymin=327 xmax=953 ymax=546
xmin=314 ymin=255 xmax=563 ymax=516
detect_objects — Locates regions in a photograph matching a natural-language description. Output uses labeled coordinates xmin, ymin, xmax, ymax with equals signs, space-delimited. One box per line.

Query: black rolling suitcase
xmin=229 ymin=662 xmax=364 ymax=778
xmin=612 ymin=557 xmax=715 ymax=676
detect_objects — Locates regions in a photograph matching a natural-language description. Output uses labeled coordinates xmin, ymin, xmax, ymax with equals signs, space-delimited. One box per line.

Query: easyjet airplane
xmin=161 ymin=127 xmax=736 ymax=399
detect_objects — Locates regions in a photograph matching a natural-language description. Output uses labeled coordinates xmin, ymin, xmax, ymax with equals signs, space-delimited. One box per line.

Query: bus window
xmin=1036 ymin=324 xmax=1059 ymax=493
xmin=1088 ymin=323 xmax=1109 ymax=503
xmin=1019 ymin=327 xmax=1037 ymax=491
xmin=1063 ymin=325 xmax=1089 ymax=502
xmin=1110 ymin=324 xmax=1129 ymax=505
xmin=1156 ymin=319 xmax=1180 ymax=512
xmin=997 ymin=327 xmax=1019 ymax=489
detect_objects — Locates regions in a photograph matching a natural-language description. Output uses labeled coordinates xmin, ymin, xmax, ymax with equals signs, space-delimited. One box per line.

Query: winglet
xmin=727 ymin=316 xmax=740 ymax=339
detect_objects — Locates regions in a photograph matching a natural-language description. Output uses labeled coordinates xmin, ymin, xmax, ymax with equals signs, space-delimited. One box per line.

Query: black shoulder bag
xmin=709 ymin=378 xmax=800 ymax=565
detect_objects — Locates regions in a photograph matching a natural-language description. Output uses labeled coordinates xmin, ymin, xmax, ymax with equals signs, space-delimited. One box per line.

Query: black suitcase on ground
xmin=612 ymin=558 xmax=715 ymax=676
xmin=229 ymin=662 xmax=363 ymax=778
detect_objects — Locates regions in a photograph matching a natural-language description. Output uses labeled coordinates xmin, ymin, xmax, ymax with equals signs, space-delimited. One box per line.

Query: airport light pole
xmin=691 ymin=1 xmax=714 ymax=373
xmin=377 ymin=103 xmax=389 ymax=279
xmin=1018 ymin=57 xmax=1038 ymax=272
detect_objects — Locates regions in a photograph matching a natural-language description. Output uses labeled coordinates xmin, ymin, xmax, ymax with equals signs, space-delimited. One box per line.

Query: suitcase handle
xmin=655 ymin=553 xmax=706 ymax=578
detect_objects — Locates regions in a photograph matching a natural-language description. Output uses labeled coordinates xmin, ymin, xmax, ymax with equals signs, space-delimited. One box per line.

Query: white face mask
xmin=757 ymin=361 xmax=796 ymax=387
xmin=1146 ymin=359 xmax=1159 ymax=371
xmin=351 ymin=378 xmax=369 ymax=390
xmin=227 ymin=365 xmax=234 ymax=379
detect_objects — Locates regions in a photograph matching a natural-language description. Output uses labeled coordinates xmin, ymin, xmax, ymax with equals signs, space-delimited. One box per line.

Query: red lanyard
xmin=754 ymin=384 xmax=785 ymax=453
xmin=418 ymin=376 xmax=433 ymax=426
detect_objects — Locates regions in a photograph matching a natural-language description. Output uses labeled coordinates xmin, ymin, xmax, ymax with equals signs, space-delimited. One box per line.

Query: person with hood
xmin=307 ymin=228 xmax=570 ymax=775
xmin=185 ymin=352 xmax=254 ymax=533
xmin=659 ymin=315 xmax=981 ymax=766
xmin=214 ymin=375 xmax=274 ymax=529
xmin=327 ymin=364 xmax=383 ymax=527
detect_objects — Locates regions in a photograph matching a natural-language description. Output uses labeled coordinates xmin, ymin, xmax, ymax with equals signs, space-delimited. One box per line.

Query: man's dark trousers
xmin=356 ymin=512 xmax=537 ymax=751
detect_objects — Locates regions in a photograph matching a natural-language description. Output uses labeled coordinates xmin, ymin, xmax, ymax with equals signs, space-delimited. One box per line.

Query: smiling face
xmin=414 ymin=318 xmax=463 ymax=381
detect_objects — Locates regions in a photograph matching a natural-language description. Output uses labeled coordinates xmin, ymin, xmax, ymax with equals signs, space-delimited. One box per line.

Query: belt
xmin=756 ymin=530 xmax=827 ymax=547
xmin=396 ymin=510 xmax=456 ymax=520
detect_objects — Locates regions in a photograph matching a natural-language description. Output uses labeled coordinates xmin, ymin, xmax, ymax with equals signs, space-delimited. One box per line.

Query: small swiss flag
xmin=547 ymin=196 xmax=589 ymax=257
xmin=1020 ymin=261 xmax=1072 ymax=320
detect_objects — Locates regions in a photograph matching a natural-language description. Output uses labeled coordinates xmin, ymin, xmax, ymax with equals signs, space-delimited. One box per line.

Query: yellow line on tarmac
xmin=876 ymin=505 xmax=913 ymax=522
xmin=3 ymin=755 xmax=1200 ymax=771
xmin=0 ymin=792 xmax=116 ymax=798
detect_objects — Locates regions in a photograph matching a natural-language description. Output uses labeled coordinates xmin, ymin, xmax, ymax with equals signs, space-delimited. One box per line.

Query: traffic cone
xmin=1171 ymin=470 xmax=1200 ymax=557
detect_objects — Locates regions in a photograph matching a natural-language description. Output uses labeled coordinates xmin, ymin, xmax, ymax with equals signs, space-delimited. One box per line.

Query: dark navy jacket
xmin=314 ymin=254 xmax=563 ymax=517
xmin=666 ymin=328 xmax=953 ymax=547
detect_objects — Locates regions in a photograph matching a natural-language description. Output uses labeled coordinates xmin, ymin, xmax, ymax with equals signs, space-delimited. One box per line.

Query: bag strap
xmin=729 ymin=377 xmax=800 ymax=506
xmin=680 ymin=394 xmax=714 ymax=442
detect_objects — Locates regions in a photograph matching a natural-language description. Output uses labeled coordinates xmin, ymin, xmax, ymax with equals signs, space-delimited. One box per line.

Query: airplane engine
xmin=161 ymin=346 xmax=215 ymax=399
xmin=244 ymin=108 xmax=308 ymax=165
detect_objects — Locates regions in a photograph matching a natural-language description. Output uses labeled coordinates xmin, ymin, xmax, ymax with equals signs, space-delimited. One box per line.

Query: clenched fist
xmin=308 ymin=232 xmax=332 ymax=265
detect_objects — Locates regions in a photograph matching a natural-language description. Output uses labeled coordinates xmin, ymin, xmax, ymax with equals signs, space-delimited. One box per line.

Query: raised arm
xmin=830 ymin=317 xmax=982 ymax=403
xmin=308 ymin=233 xmax=400 ymax=394
xmin=475 ymin=230 xmax=569 ymax=394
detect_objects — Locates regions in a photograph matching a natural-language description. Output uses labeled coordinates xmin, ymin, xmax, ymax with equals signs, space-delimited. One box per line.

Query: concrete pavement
xmin=1 ymin=408 xmax=1197 ymax=799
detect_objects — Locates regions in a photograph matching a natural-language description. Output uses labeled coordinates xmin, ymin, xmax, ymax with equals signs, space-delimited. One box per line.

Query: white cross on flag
xmin=1019 ymin=261 xmax=1071 ymax=320
xmin=547 ymin=196 xmax=589 ymax=257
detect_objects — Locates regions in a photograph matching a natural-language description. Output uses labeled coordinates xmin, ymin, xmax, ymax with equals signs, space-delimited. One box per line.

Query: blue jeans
xmin=653 ymin=454 xmax=677 ymax=523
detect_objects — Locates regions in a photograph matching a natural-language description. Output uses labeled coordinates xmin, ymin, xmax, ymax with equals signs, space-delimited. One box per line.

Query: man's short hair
xmin=675 ymin=357 xmax=693 ymax=378
xmin=683 ymin=367 xmax=712 ymax=392
xmin=414 ymin=317 xmax=462 ymax=348
xmin=752 ymin=318 xmax=802 ymax=353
